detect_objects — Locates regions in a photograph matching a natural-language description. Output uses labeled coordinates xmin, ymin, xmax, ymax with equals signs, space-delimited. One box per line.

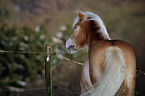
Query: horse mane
xmin=73 ymin=11 xmax=111 ymax=40
xmin=81 ymin=46 xmax=126 ymax=96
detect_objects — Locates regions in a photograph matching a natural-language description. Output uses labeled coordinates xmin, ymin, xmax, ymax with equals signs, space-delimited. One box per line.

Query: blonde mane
xmin=80 ymin=46 xmax=126 ymax=96
xmin=73 ymin=11 xmax=111 ymax=40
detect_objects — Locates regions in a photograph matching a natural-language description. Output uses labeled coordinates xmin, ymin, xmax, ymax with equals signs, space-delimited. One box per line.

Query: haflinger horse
xmin=66 ymin=11 xmax=136 ymax=96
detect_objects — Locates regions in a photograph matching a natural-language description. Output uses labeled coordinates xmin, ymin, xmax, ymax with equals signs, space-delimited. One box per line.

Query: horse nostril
xmin=72 ymin=45 xmax=75 ymax=48
xmin=71 ymin=45 xmax=75 ymax=49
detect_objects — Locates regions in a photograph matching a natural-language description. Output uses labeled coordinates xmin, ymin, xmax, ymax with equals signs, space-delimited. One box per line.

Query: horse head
xmin=66 ymin=11 xmax=111 ymax=53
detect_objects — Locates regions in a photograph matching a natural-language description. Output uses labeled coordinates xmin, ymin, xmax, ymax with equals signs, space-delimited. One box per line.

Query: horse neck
xmin=86 ymin=21 xmax=110 ymax=48
xmin=86 ymin=21 xmax=102 ymax=47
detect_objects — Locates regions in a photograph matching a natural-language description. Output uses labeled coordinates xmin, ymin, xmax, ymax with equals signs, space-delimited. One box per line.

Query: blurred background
xmin=0 ymin=0 xmax=145 ymax=96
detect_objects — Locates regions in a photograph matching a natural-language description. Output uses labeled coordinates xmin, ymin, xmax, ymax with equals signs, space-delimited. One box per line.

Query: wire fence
xmin=0 ymin=47 xmax=145 ymax=96
xmin=0 ymin=86 xmax=80 ymax=95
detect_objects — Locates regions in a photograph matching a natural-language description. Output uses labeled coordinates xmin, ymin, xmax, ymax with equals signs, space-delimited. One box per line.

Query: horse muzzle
xmin=66 ymin=38 xmax=77 ymax=53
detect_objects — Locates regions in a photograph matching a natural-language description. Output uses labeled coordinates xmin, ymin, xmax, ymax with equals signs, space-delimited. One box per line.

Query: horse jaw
xmin=66 ymin=38 xmax=77 ymax=54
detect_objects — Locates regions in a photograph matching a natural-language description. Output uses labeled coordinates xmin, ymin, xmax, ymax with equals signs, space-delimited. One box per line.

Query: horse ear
xmin=78 ymin=10 xmax=84 ymax=19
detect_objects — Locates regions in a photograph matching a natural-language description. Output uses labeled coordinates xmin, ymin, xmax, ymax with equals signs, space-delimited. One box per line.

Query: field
xmin=0 ymin=0 xmax=145 ymax=96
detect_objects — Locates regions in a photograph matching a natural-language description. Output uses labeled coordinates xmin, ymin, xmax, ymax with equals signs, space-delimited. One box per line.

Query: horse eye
xmin=74 ymin=26 xmax=77 ymax=29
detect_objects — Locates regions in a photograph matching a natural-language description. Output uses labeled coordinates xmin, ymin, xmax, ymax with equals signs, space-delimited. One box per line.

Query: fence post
xmin=45 ymin=44 xmax=52 ymax=96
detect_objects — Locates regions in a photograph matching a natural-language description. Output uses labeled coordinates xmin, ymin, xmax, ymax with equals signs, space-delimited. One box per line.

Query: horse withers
xmin=66 ymin=11 xmax=136 ymax=96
